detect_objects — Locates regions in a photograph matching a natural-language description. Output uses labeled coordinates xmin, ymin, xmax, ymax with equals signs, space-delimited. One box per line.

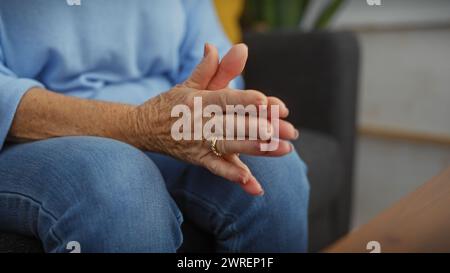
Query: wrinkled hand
xmin=129 ymin=44 xmax=298 ymax=196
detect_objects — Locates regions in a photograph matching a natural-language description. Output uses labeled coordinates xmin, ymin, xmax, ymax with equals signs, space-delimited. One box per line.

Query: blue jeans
xmin=0 ymin=136 xmax=309 ymax=252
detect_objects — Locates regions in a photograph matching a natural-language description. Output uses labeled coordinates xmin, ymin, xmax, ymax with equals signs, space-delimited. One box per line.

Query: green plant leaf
xmin=263 ymin=0 xmax=277 ymax=29
xmin=314 ymin=0 xmax=345 ymax=29
xmin=298 ymin=0 xmax=310 ymax=26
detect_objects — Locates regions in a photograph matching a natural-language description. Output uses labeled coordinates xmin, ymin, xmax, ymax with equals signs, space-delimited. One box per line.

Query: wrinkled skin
xmin=130 ymin=44 xmax=298 ymax=196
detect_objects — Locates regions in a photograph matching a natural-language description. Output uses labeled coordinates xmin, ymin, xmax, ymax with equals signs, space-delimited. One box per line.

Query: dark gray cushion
xmin=294 ymin=129 xmax=343 ymax=214
xmin=294 ymin=129 xmax=344 ymax=252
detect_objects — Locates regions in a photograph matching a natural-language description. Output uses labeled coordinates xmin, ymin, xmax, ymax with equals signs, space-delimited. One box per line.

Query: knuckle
xmin=183 ymin=92 xmax=197 ymax=108
xmin=207 ymin=161 xmax=220 ymax=174
xmin=218 ymin=140 xmax=227 ymax=154
xmin=219 ymin=91 xmax=228 ymax=107
xmin=246 ymin=89 xmax=268 ymax=105
xmin=237 ymin=169 xmax=251 ymax=183
xmin=268 ymin=96 xmax=281 ymax=104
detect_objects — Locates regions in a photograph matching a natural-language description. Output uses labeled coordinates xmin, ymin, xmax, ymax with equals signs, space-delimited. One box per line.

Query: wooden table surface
xmin=325 ymin=166 xmax=450 ymax=253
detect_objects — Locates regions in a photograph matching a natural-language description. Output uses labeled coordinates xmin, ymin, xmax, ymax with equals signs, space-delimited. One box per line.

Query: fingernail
xmin=294 ymin=129 xmax=300 ymax=139
xmin=290 ymin=143 xmax=295 ymax=152
xmin=255 ymin=180 xmax=264 ymax=196
xmin=203 ymin=43 xmax=210 ymax=57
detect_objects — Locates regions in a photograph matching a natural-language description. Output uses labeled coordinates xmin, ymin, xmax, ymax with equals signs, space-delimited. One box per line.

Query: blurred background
xmin=214 ymin=0 xmax=450 ymax=248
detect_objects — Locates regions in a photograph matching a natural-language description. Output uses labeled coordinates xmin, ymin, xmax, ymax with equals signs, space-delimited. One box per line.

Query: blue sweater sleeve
xmin=65 ymin=75 xmax=173 ymax=105
xmin=0 ymin=46 xmax=43 ymax=151
xmin=177 ymin=0 xmax=244 ymax=89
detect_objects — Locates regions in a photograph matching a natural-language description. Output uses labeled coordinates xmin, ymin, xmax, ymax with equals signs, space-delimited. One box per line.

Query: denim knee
xmin=251 ymin=151 xmax=309 ymax=205
xmin=35 ymin=136 xmax=183 ymax=252
xmin=237 ymin=152 xmax=310 ymax=251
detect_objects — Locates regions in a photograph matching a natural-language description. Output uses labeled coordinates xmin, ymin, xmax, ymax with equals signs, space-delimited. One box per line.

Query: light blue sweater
xmin=0 ymin=0 xmax=240 ymax=150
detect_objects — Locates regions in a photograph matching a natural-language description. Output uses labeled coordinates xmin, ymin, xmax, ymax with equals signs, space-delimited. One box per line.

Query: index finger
xmin=201 ymin=89 xmax=268 ymax=109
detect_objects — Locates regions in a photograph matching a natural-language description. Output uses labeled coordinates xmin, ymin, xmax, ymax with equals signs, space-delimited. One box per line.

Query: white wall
xmin=334 ymin=0 xmax=450 ymax=27
xmin=357 ymin=29 xmax=450 ymax=135
xmin=333 ymin=0 xmax=450 ymax=135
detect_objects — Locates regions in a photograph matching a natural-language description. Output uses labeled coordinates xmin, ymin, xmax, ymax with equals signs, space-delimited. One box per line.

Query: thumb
xmin=184 ymin=43 xmax=219 ymax=90
xmin=207 ymin=43 xmax=248 ymax=90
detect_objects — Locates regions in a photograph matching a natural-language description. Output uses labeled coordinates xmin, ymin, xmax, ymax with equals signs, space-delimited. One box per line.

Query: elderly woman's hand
xmin=128 ymin=44 xmax=299 ymax=196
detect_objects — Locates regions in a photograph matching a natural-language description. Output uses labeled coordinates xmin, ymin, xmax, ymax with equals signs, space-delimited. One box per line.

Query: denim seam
xmin=172 ymin=188 xmax=241 ymax=252
xmin=0 ymin=191 xmax=64 ymax=245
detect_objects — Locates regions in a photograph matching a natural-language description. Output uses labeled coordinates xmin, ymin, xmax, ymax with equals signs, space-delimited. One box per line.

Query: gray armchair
xmin=0 ymin=31 xmax=359 ymax=253
xmin=242 ymin=31 xmax=359 ymax=252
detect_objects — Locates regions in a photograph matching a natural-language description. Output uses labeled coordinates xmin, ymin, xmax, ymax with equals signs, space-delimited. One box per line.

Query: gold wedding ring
xmin=209 ymin=136 xmax=222 ymax=157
